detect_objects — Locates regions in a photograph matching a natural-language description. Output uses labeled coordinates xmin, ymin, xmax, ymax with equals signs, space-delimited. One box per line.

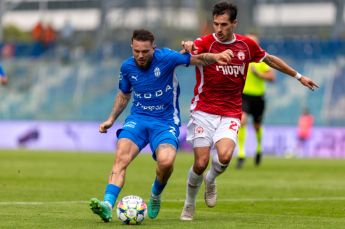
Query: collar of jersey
xmin=212 ymin=33 xmax=236 ymax=44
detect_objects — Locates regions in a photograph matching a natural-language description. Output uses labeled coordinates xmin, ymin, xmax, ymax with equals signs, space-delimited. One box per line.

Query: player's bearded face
xmin=132 ymin=40 xmax=154 ymax=69
xmin=213 ymin=14 xmax=237 ymax=42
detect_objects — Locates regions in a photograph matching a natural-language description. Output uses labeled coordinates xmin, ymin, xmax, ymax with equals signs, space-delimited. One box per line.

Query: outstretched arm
xmin=181 ymin=40 xmax=233 ymax=66
xmin=99 ymin=90 xmax=131 ymax=133
xmin=263 ymin=54 xmax=319 ymax=91
xmin=189 ymin=50 xmax=233 ymax=66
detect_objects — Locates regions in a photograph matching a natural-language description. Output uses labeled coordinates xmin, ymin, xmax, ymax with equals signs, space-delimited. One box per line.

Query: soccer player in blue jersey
xmin=89 ymin=29 xmax=233 ymax=222
xmin=0 ymin=64 xmax=8 ymax=85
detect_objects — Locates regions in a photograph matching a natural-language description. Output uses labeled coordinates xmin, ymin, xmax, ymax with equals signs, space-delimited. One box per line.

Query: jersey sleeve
xmin=118 ymin=63 xmax=132 ymax=93
xmin=247 ymin=38 xmax=267 ymax=63
xmin=193 ymin=37 xmax=207 ymax=54
xmin=166 ymin=49 xmax=191 ymax=67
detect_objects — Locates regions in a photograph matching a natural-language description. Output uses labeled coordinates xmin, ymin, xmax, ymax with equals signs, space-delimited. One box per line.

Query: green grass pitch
xmin=1 ymin=149 xmax=345 ymax=228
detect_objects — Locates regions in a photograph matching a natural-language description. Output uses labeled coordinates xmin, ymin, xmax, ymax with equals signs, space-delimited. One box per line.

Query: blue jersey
xmin=119 ymin=48 xmax=191 ymax=126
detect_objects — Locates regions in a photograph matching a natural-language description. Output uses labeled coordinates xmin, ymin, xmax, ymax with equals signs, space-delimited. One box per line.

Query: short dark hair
xmin=131 ymin=29 xmax=155 ymax=43
xmin=213 ymin=1 xmax=237 ymax=22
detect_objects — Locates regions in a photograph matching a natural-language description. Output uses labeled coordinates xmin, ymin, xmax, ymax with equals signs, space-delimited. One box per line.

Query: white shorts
xmin=186 ymin=110 xmax=241 ymax=148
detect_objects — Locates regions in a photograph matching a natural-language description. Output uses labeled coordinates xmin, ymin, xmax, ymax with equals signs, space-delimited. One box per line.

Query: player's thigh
xmin=148 ymin=121 xmax=180 ymax=160
xmin=114 ymin=138 xmax=140 ymax=167
xmin=155 ymin=143 xmax=177 ymax=169
xmin=186 ymin=111 xmax=219 ymax=147
xmin=215 ymin=138 xmax=236 ymax=163
xmin=213 ymin=117 xmax=240 ymax=158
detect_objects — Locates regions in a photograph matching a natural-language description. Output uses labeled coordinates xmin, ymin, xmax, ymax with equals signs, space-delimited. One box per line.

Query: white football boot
xmin=180 ymin=203 xmax=195 ymax=221
xmin=204 ymin=173 xmax=217 ymax=207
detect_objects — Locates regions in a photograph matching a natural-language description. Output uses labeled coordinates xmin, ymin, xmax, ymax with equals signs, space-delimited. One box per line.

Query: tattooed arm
xmin=180 ymin=40 xmax=234 ymax=66
xmin=189 ymin=49 xmax=234 ymax=66
xmin=99 ymin=91 xmax=131 ymax=133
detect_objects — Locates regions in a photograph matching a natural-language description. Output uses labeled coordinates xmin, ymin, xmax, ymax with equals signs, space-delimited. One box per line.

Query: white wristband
xmin=294 ymin=72 xmax=302 ymax=80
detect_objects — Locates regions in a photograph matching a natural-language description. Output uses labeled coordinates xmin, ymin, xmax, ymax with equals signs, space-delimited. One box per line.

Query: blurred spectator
xmin=1 ymin=43 xmax=15 ymax=59
xmin=59 ymin=20 xmax=75 ymax=64
xmin=43 ymin=23 xmax=57 ymax=48
xmin=61 ymin=20 xmax=74 ymax=46
xmin=101 ymin=41 xmax=113 ymax=60
xmin=0 ymin=64 xmax=8 ymax=85
xmin=31 ymin=21 xmax=45 ymax=56
xmin=32 ymin=21 xmax=44 ymax=42
xmin=31 ymin=21 xmax=57 ymax=56
xmin=296 ymin=108 xmax=314 ymax=157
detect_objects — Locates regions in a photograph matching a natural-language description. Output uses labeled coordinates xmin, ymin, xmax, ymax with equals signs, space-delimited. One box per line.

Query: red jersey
xmin=298 ymin=114 xmax=314 ymax=139
xmin=191 ymin=33 xmax=266 ymax=118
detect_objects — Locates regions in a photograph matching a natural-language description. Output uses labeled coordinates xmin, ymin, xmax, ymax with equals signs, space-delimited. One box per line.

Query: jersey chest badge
xmin=154 ymin=67 xmax=161 ymax=77
xmin=237 ymin=51 xmax=245 ymax=61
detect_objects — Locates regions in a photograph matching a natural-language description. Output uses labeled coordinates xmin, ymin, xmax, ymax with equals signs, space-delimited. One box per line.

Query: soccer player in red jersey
xmin=180 ymin=1 xmax=319 ymax=221
xmin=296 ymin=108 xmax=314 ymax=157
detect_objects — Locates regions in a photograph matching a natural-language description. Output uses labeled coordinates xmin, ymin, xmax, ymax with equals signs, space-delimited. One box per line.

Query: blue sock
xmin=104 ymin=184 xmax=121 ymax=208
xmin=151 ymin=177 xmax=166 ymax=196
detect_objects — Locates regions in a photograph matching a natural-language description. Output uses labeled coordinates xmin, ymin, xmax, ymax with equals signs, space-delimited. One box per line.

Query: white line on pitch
xmin=1 ymin=196 xmax=345 ymax=205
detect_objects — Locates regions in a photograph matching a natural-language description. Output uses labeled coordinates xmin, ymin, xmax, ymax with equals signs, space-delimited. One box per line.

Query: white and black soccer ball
xmin=116 ymin=195 xmax=147 ymax=225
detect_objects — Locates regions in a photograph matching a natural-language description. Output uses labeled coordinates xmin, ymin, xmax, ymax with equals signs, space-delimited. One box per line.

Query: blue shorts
xmin=116 ymin=115 xmax=180 ymax=160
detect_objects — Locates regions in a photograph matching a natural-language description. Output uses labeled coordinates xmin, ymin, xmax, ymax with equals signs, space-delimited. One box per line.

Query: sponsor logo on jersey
xmin=131 ymin=75 xmax=138 ymax=81
xmin=133 ymin=84 xmax=173 ymax=99
xmin=135 ymin=102 xmax=165 ymax=111
xmin=237 ymin=51 xmax=245 ymax=60
xmin=154 ymin=67 xmax=161 ymax=77
xmin=216 ymin=63 xmax=245 ymax=77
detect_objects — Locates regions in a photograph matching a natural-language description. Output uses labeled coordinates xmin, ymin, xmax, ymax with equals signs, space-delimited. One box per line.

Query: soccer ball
xmin=116 ymin=195 xmax=147 ymax=225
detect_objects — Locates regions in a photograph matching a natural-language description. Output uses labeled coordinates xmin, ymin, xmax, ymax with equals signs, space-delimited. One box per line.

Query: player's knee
xmin=218 ymin=150 xmax=234 ymax=164
xmin=158 ymin=158 xmax=174 ymax=171
xmin=194 ymin=158 xmax=208 ymax=174
xmin=156 ymin=144 xmax=176 ymax=165
xmin=218 ymin=155 xmax=231 ymax=165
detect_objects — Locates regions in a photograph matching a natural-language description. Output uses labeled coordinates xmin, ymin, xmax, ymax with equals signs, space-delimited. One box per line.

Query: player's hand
xmin=99 ymin=120 xmax=114 ymax=133
xmin=299 ymin=76 xmax=319 ymax=91
xmin=215 ymin=49 xmax=234 ymax=65
xmin=181 ymin=40 xmax=197 ymax=53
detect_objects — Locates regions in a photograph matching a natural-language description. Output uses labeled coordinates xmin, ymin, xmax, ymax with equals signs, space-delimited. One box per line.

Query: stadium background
xmin=0 ymin=0 xmax=345 ymax=157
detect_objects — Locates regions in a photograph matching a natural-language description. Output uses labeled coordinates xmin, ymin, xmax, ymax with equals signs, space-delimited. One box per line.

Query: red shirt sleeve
xmin=246 ymin=37 xmax=266 ymax=62
xmin=193 ymin=37 xmax=207 ymax=54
